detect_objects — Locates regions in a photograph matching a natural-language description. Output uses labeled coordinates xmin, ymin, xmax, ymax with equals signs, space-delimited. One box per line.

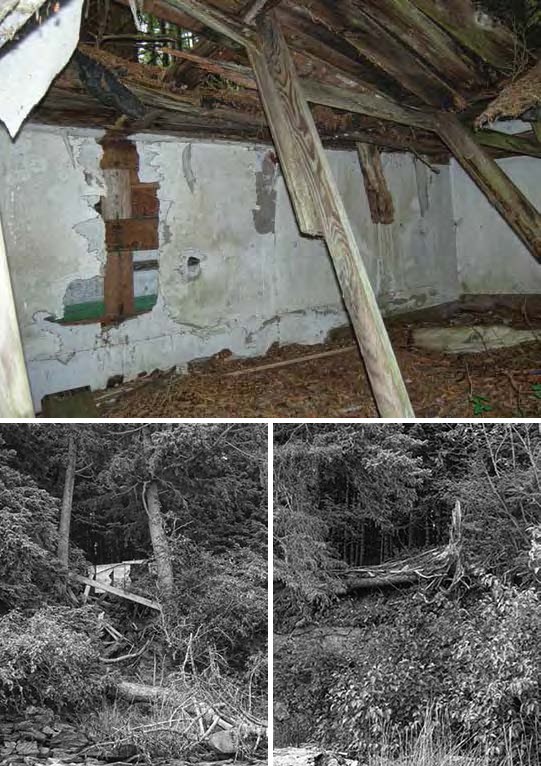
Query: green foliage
xmin=451 ymin=583 xmax=541 ymax=760
xmin=470 ymin=395 xmax=492 ymax=416
xmin=163 ymin=544 xmax=267 ymax=669
xmin=0 ymin=438 xmax=60 ymax=609
xmin=276 ymin=586 xmax=541 ymax=762
xmin=0 ymin=606 xmax=104 ymax=713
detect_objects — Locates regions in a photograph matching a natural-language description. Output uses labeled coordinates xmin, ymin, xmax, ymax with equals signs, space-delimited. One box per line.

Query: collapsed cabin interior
xmin=1 ymin=0 xmax=541 ymax=417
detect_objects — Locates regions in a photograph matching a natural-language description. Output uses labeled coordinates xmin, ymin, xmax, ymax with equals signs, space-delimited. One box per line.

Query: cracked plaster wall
xmin=1 ymin=123 xmax=458 ymax=411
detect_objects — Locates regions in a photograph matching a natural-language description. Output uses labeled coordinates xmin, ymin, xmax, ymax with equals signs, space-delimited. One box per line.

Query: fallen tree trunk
xmin=116 ymin=680 xmax=267 ymax=730
xmin=337 ymin=500 xmax=464 ymax=594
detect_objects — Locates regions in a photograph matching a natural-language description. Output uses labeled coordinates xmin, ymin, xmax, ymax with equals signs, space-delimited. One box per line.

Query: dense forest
xmin=0 ymin=423 xmax=268 ymax=765
xmin=274 ymin=424 xmax=541 ymax=766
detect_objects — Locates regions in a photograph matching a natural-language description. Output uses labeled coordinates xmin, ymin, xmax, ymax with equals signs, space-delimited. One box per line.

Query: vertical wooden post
xmin=435 ymin=113 xmax=541 ymax=261
xmin=248 ymin=13 xmax=414 ymax=417
xmin=0 ymin=211 xmax=34 ymax=417
xmin=357 ymin=143 xmax=395 ymax=224
xmin=101 ymin=167 xmax=135 ymax=319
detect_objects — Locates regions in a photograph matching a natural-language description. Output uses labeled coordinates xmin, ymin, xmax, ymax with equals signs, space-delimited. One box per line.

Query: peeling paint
xmin=252 ymin=149 xmax=278 ymax=235
xmin=414 ymin=157 xmax=430 ymax=217
xmin=182 ymin=143 xmax=196 ymax=194
xmin=2 ymin=125 xmax=464 ymax=411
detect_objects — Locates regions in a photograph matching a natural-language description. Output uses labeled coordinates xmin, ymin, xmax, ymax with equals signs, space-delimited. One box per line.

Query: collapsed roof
xmin=4 ymin=0 xmax=539 ymax=158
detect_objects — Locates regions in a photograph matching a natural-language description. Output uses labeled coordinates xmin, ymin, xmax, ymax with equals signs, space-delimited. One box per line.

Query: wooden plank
xmin=358 ymin=0 xmax=478 ymax=87
xmin=242 ymin=0 xmax=283 ymax=23
xmin=70 ymin=573 xmax=161 ymax=610
xmin=132 ymin=183 xmax=161 ymax=217
xmin=357 ymin=144 xmax=395 ymax=224
xmin=301 ymin=80 xmax=434 ymax=130
xmin=105 ymin=218 xmax=159 ymax=251
xmin=285 ymin=0 xmax=464 ymax=106
xmin=102 ymin=163 xmax=135 ymax=317
xmin=0 ymin=212 xmax=34 ymax=417
xmin=160 ymin=0 xmax=256 ymax=48
xmin=226 ymin=345 xmax=357 ymax=377
xmin=159 ymin=47 xmax=257 ymax=90
xmin=435 ymin=113 xmax=541 ymax=262
xmin=100 ymin=138 xmax=139 ymax=170
xmin=408 ymin=0 xmax=516 ymax=71
xmin=249 ymin=13 xmax=414 ymax=417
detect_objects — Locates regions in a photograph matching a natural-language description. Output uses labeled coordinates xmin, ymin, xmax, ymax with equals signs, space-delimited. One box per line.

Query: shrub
xmin=279 ymin=586 xmax=541 ymax=763
xmin=0 ymin=606 xmax=104 ymax=713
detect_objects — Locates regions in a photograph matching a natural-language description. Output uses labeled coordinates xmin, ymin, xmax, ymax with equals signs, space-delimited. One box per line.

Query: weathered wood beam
xmin=357 ymin=0 xmax=479 ymax=87
xmin=249 ymin=13 xmax=414 ymax=417
xmin=474 ymin=128 xmax=541 ymax=160
xmin=302 ymin=79 xmax=434 ymax=130
xmin=287 ymin=0 xmax=464 ymax=106
xmin=408 ymin=0 xmax=516 ymax=71
xmin=0 ymin=212 xmax=34 ymax=417
xmin=436 ymin=113 xmax=541 ymax=261
xmin=159 ymin=0 xmax=256 ymax=48
xmin=242 ymin=0 xmax=283 ymax=24
xmin=160 ymin=47 xmax=257 ymax=89
xmin=70 ymin=573 xmax=162 ymax=610
xmin=357 ymin=143 xmax=395 ymax=224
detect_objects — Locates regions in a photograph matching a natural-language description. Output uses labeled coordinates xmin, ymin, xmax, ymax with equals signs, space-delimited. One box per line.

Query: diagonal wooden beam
xmin=160 ymin=0 xmax=256 ymax=48
xmin=435 ymin=113 xmax=541 ymax=261
xmin=408 ymin=0 xmax=516 ymax=71
xmin=242 ymin=0 xmax=284 ymax=23
xmin=248 ymin=12 xmax=414 ymax=417
xmin=0 ymin=211 xmax=34 ymax=417
xmin=302 ymin=79 xmax=434 ymax=130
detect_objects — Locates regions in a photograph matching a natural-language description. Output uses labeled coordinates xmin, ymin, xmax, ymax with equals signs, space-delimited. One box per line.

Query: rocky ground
xmin=0 ymin=705 xmax=266 ymax=766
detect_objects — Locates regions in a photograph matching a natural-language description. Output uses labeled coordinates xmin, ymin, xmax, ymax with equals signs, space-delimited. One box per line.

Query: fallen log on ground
xmin=115 ymin=679 xmax=267 ymax=754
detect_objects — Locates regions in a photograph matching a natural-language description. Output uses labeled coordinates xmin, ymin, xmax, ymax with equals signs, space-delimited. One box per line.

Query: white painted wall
xmin=451 ymin=154 xmax=541 ymax=294
xmin=0 ymin=123 xmax=458 ymax=410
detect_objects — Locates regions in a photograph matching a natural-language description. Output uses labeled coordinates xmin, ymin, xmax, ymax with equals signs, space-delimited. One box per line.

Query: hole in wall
xmin=187 ymin=255 xmax=201 ymax=280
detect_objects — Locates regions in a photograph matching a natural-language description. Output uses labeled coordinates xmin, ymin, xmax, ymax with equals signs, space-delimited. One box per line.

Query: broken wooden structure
xmin=2 ymin=0 xmax=541 ymax=416
xmin=336 ymin=500 xmax=464 ymax=595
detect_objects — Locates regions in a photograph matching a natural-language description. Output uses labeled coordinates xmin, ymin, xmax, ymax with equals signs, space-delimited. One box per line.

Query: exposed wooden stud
xmin=101 ymin=165 xmax=135 ymax=318
xmin=435 ymin=113 xmax=541 ymax=261
xmin=0 ymin=212 xmax=34 ymax=418
xmin=105 ymin=218 xmax=160 ymax=251
xmin=249 ymin=13 xmax=414 ymax=417
xmin=357 ymin=143 xmax=395 ymax=224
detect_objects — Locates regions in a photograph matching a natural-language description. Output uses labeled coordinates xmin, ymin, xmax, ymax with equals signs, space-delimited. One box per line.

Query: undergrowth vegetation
xmin=274 ymin=424 xmax=541 ymax=765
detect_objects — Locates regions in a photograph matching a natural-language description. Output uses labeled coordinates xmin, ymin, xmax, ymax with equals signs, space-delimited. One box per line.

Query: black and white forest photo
xmin=274 ymin=423 xmax=541 ymax=766
xmin=0 ymin=423 xmax=268 ymax=766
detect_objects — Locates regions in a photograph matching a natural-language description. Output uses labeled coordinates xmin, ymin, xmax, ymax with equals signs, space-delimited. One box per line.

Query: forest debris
xmin=70 ymin=573 xmax=161 ymax=611
xmin=338 ymin=501 xmax=464 ymax=594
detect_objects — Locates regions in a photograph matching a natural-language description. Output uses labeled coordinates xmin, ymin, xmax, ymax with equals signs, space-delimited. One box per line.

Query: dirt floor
xmin=92 ymin=303 xmax=541 ymax=418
